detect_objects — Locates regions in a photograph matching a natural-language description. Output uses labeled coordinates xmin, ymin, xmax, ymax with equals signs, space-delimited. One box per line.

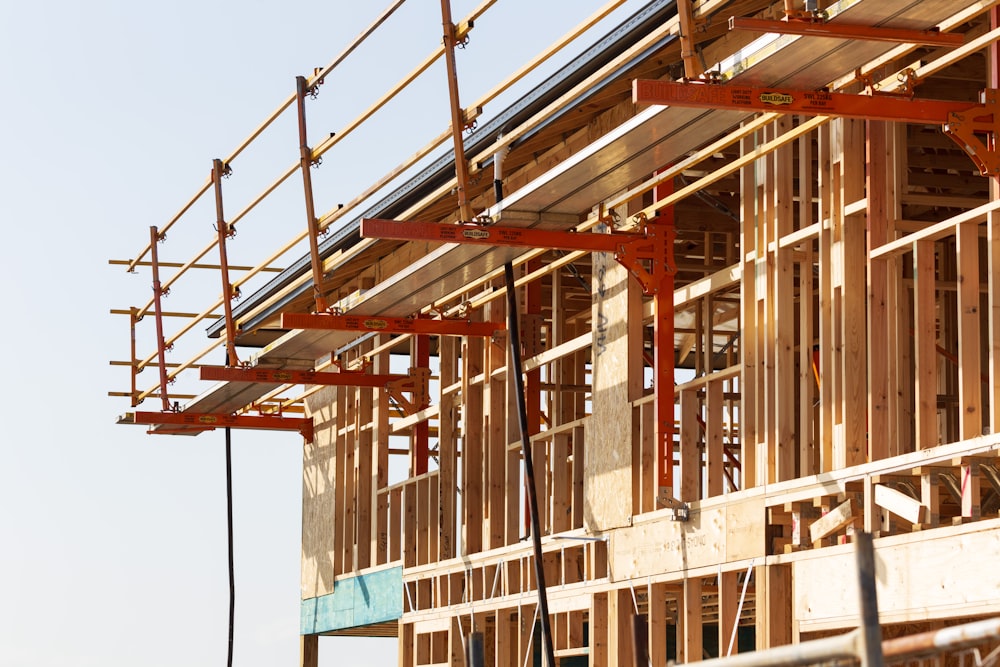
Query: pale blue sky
xmin=0 ymin=2 xmax=635 ymax=664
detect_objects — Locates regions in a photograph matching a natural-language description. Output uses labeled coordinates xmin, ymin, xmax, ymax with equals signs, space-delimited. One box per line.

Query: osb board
xmin=302 ymin=385 xmax=338 ymax=599
xmin=584 ymin=243 xmax=632 ymax=532
xmin=793 ymin=519 xmax=1000 ymax=632
xmin=611 ymin=496 xmax=766 ymax=580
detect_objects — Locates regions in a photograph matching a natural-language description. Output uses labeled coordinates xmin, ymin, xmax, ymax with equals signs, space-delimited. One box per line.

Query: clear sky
xmin=0 ymin=1 xmax=634 ymax=665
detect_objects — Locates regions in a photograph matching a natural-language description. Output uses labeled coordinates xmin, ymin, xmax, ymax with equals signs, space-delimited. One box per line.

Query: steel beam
xmin=124 ymin=411 xmax=314 ymax=441
xmin=281 ymin=311 xmax=502 ymax=337
xmin=199 ymin=365 xmax=406 ymax=388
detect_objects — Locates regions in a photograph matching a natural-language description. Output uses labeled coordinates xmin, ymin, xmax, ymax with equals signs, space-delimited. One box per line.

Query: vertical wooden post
xmin=772 ymin=116 xmax=796 ymax=482
xmin=525 ymin=262 xmax=546 ymax=536
xmin=609 ymin=589 xmax=635 ymax=667
xmin=300 ymin=634 xmax=319 ymax=667
xmin=463 ymin=317 xmax=485 ymax=555
xmin=839 ymin=118 xmax=869 ymax=468
xmin=412 ymin=336 xmax=430 ymax=476
xmin=798 ymin=123 xmax=818 ymax=477
xmin=867 ymin=121 xmax=890 ymax=461
xmin=756 ymin=564 xmax=791 ymax=650
xmin=439 ymin=335 xmax=458 ymax=560
xmin=400 ymin=622 xmax=414 ymax=667
xmin=888 ymin=122 xmax=911 ymax=456
xmin=590 ymin=594 xmax=608 ymax=667
xmin=989 ymin=181 xmax=1000 ymax=434
xmin=343 ymin=380 xmax=357 ymax=572
xmin=914 ymin=240 xmax=938 ymax=449
xmin=648 ymin=583 xmax=668 ymax=666
xmin=718 ymin=570 xmax=740 ymax=657
xmin=740 ymin=127 xmax=759 ymax=488
xmin=484 ymin=292 xmax=509 ymax=547
xmin=988 ymin=7 xmax=1000 ymax=437
xmin=818 ymin=122 xmax=835 ymax=471
xmin=706 ymin=379 xmax=724 ymax=497
xmin=375 ymin=335 xmax=391 ymax=565
xmin=680 ymin=388 xmax=701 ymax=502
xmin=683 ymin=577 xmax=703 ymax=662
xmin=356 ymin=341 xmax=374 ymax=569
xmin=956 ymin=220 xmax=983 ymax=441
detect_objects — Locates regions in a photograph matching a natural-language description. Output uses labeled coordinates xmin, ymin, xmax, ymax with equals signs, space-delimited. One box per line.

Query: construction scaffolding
xmin=111 ymin=0 xmax=1000 ymax=664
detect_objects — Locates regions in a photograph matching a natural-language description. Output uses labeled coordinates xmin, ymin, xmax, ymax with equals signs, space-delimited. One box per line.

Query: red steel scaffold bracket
xmin=360 ymin=213 xmax=686 ymax=515
xmin=119 ymin=411 xmax=314 ymax=442
xmin=359 ymin=215 xmax=677 ymax=295
xmin=198 ymin=364 xmax=431 ymax=417
xmin=199 ymin=365 xmax=408 ymax=388
xmin=281 ymin=311 xmax=503 ymax=337
xmin=633 ymin=79 xmax=1000 ymax=179
xmin=386 ymin=367 xmax=431 ymax=416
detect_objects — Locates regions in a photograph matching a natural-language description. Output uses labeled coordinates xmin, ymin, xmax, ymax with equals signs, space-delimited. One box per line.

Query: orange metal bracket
xmin=127 ymin=411 xmax=314 ymax=442
xmin=729 ymin=16 xmax=964 ymax=47
xmin=199 ymin=365 xmax=407 ymax=388
xmin=149 ymin=225 xmax=172 ymax=411
xmin=296 ymin=75 xmax=330 ymax=314
xmin=361 ymin=213 xmax=683 ymax=511
xmin=633 ymin=79 xmax=1000 ymax=179
xmin=386 ymin=367 xmax=431 ymax=418
xmin=359 ymin=216 xmax=677 ymax=295
xmin=944 ymin=90 xmax=1000 ymax=178
xmin=281 ymin=311 xmax=502 ymax=337
xmin=212 ymin=158 xmax=241 ymax=367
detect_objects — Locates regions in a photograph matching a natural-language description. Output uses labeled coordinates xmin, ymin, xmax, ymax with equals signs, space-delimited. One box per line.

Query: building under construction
xmin=113 ymin=0 xmax=1000 ymax=664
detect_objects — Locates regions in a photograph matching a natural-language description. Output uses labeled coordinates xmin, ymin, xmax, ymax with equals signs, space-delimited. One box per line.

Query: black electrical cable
xmin=225 ymin=426 xmax=235 ymax=667
xmin=496 ymin=176 xmax=555 ymax=667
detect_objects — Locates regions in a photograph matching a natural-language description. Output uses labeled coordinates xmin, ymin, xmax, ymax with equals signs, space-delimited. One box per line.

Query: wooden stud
xmin=956 ymin=221 xmax=983 ymax=441
xmin=463 ymin=323 xmax=485 ymax=556
xmin=706 ymin=379 xmax=724 ymax=497
xmin=718 ymin=570 xmax=740 ymax=657
xmin=867 ymin=120 xmax=891 ymax=462
xmin=301 ymin=634 xmax=318 ymax=667
xmin=773 ymin=116 xmax=796 ymax=482
xmin=739 ymin=125 xmax=759 ymax=489
xmin=590 ymin=593 xmax=608 ymax=667
xmin=609 ymin=589 xmax=635 ymax=667
xmin=680 ymin=388 xmax=701 ymax=502
xmin=439 ymin=335 xmax=458 ymax=560
xmin=682 ymin=577 xmax=703 ymax=662
xmin=914 ymin=240 xmax=939 ymax=450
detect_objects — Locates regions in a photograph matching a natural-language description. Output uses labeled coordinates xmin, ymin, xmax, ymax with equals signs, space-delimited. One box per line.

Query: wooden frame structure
xmin=111 ymin=0 xmax=1000 ymax=664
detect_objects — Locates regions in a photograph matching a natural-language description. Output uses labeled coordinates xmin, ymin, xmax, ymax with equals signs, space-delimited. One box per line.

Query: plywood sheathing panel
xmin=303 ymin=385 xmax=339 ymax=599
xmin=611 ymin=496 xmax=766 ymax=579
xmin=793 ymin=518 xmax=1000 ymax=632
xmin=585 ymin=214 xmax=634 ymax=532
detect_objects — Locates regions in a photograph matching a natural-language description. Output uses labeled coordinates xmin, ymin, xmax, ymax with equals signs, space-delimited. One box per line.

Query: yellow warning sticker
xmin=759 ymin=92 xmax=793 ymax=106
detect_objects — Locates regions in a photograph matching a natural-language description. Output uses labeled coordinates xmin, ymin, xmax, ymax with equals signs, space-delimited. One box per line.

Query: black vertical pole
xmin=505 ymin=262 xmax=556 ymax=667
xmin=466 ymin=631 xmax=485 ymax=667
xmin=226 ymin=427 xmax=235 ymax=667
xmin=855 ymin=531 xmax=884 ymax=667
